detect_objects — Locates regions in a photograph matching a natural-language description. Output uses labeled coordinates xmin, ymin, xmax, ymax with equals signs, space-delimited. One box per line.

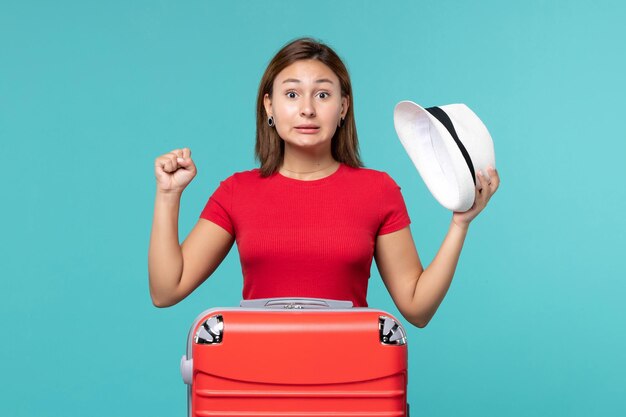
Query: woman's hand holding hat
xmin=451 ymin=166 xmax=500 ymax=230
xmin=154 ymin=147 xmax=197 ymax=194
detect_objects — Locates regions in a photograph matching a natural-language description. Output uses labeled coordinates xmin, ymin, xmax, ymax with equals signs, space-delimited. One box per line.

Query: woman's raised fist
xmin=154 ymin=148 xmax=197 ymax=193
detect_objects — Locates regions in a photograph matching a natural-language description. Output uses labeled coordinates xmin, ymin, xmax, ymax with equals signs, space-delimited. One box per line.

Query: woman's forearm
xmin=148 ymin=190 xmax=184 ymax=306
xmin=412 ymin=220 xmax=468 ymax=327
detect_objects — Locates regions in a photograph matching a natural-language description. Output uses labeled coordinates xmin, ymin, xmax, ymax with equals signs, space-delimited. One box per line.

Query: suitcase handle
xmin=239 ymin=297 xmax=353 ymax=309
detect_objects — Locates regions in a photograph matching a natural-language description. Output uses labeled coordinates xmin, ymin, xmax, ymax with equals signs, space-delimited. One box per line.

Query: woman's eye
xmin=318 ymin=92 xmax=329 ymax=99
xmin=287 ymin=91 xmax=297 ymax=98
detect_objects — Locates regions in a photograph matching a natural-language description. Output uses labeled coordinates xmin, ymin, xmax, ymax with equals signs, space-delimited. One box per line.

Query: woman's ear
xmin=263 ymin=93 xmax=272 ymax=117
xmin=341 ymin=95 xmax=349 ymax=118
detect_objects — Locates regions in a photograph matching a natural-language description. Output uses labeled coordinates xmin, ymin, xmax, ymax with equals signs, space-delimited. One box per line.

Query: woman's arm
xmin=148 ymin=190 xmax=185 ymax=306
xmin=374 ymin=167 xmax=500 ymax=328
xmin=375 ymin=222 xmax=466 ymax=328
xmin=148 ymin=191 xmax=234 ymax=307
xmin=148 ymin=148 xmax=235 ymax=307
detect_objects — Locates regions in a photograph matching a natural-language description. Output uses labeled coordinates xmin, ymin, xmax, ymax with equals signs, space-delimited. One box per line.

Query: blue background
xmin=1 ymin=1 xmax=625 ymax=415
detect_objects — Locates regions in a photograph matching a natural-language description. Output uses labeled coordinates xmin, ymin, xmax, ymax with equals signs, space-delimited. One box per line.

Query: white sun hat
xmin=393 ymin=101 xmax=496 ymax=212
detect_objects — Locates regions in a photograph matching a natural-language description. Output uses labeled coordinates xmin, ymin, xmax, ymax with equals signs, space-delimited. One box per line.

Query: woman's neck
xmin=279 ymin=151 xmax=339 ymax=181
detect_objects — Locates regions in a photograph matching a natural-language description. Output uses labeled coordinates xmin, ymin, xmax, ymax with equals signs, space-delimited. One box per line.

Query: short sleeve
xmin=377 ymin=172 xmax=411 ymax=235
xmin=200 ymin=176 xmax=235 ymax=236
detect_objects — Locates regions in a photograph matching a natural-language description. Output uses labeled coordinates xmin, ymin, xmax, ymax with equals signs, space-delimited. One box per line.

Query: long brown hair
xmin=255 ymin=37 xmax=364 ymax=176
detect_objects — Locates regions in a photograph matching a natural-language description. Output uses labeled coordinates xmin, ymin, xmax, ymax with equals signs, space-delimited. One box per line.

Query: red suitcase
xmin=180 ymin=297 xmax=410 ymax=416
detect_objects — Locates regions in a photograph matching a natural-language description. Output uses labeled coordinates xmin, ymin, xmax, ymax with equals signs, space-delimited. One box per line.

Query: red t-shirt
xmin=200 ymin=163 xmax=411 ymax=307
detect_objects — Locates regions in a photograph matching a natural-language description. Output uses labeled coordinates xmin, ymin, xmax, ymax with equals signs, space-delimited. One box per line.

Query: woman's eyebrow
xmin=281 ymin=78 xmax=334 ymax=84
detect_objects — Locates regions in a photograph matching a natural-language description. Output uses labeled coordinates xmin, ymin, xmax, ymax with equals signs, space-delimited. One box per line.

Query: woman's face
xmin=264 ymin=59 xmax=349 ymax=154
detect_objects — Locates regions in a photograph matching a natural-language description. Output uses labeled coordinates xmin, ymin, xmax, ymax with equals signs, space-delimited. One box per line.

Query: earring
xmin=338 ymin=117 xmax=345 ymax=128
xmin=267 ymin=116 xmax=275 ymax=127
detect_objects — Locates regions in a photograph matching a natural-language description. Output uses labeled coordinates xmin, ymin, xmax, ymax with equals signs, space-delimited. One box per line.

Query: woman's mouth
xmin=294 ymin=125 xmax=320 ymax=134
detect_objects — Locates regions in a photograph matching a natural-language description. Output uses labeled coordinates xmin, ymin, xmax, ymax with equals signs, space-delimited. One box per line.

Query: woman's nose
xmin=300 ymin=96 xmax=316 ymax=117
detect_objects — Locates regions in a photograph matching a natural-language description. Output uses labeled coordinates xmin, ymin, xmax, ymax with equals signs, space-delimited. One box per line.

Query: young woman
xmin=148 ymin=38 xmax=499 ymax=328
